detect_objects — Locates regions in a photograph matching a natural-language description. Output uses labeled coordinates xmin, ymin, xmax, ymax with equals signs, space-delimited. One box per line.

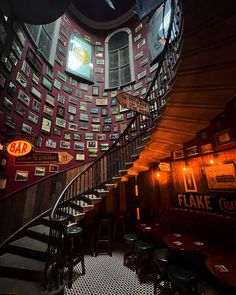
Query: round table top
xmin=163 ymin=233 xmax=205 ymax=252
xmin=136 ymin=222 xmax=160 ymax=232
xmin=206 ymin=254 xmax=236 ymax=288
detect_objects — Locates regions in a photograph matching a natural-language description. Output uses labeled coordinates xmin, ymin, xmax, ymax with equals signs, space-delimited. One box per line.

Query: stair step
xmin=119 ymin=169 xmax=128 ymax=175
xmin=8 ymin=237 xmax=48 ymax=261
xmin=0 ymin=277 xmax=42 ymax=295
xmin=94 ymin=188 xmax=109 ymax=193
xmin=136 ymin=145 xmax=145 ymax=152
xmin=125 ymin=162 xmax=133 ymax=168
xmin=70 ymin=200 xmax=94 ymax=213
xmin=105 ymin=183 xmax=116 ymax=188
xmin=0 ymin=253 xmax=45 ymax=281
xmin=26 ymin=224 xmax=51 ymax=243
xmin=142 ymin=135 xmax=151 ymax=143
xmin=112 ymin=176 xmax=121 ymax=181
xmin=58 ymin=207 xmax=86 ymax=221
xmin=83 ymin=194 xmax=102 ymax=204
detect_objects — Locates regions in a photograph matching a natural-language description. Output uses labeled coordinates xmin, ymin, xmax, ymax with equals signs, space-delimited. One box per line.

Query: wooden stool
xmin=153 ymin=248 xmax=173 ymax=294
xmin=123 ymin=233 xmax=139 ymax=271
xmin=65 ymin=226 xmax=85 ymax=289
xmin=135 ymin=240 xmax=154 ymax=283
xmin=95 ymin=216 xmax=112 ymax=256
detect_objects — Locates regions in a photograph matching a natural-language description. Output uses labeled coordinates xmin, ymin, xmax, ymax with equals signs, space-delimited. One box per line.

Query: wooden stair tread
xmin=0 ymin=253 xmax=45 ymax=271
xmin=8 ymin=236 xmax=48 ymax=253
xmin=0 ymin=277 xmax=42 ymax=294
xmin=26 ymin=224 xmax=50 ymax=236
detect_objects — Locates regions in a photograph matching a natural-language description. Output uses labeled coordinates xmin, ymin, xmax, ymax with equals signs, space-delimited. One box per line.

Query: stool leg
xmin=153 ymin=265 xmax=158 ymax=295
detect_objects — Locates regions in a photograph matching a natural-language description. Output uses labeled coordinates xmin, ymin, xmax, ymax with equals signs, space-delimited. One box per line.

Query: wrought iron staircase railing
xmin=44 ymin=0 xmax=183 ymax=292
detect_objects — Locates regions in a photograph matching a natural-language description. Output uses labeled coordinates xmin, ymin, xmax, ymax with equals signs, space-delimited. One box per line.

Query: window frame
xmin=105 ymin=27 xmax=135 ymax=90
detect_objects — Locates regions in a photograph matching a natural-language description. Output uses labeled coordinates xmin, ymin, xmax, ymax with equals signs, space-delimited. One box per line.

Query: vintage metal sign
xmin=7 ymin=140 xmax=32 ymax=157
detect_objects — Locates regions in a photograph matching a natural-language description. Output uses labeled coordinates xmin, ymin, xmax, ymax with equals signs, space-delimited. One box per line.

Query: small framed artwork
xmin=201 ymin=143 xmax=213 ymax=154
xmin=92 ymin=86 xmax=99 ymax=96
xmin=41 ymin=117 xmax=52 ymax=134
xmin=90 ymin=108 xmax=99 ymax=114
xmin=103 ymin=125 xmax=111 ymax=132
xmin=15 ymin=170 xmax=28 ymax=181
xmin=0 ymin=178 xmax=7 ymax=189
xmin=80 ymin=83 xmax=88 ymax=91
xmin=74 ymin=142 xmax=84 ymax=150
xmin=7 ymin=81 xmax=17 ymax=97
xmin=68 ymin=105 xmax=77 ymax=114
xmin=79 ymin=113 xmax=89 ymax=121
xmin=96 ymin=59 xmax=104 ymax=65
xmin=35 ymin=167 xmax=46 ymax=177
xmin=26 ymin=47 xmax=42 ymax=73
xmin=69 ymin=96 xmax=78 ymax=105
xmin=63 ymin=85 xmax=73 ymax=94
xmin=57 ymin=93 xmax=65 ymax=104
xmin=42 ymin=76 xmax=53 ymax=91
xmin=4 ymin=115 xmax=16 ymax=129
xmin=64 ymin=132 xmax=71 ymax=140
xmin=76 ymin=154 xmax=85 ymax=161
xmin=73 ymin=133 xmax=81 ymax=140
xmin=111 ymin=91 xmax=117 ymax=98
xmin=80 ymin=102 xmax=87 ymax=111
xmin=97 ymin=134 xmax=106 ymax=140
xmin=55 ymin=55 xmax=63 ymax=66
xmin=32 ymin=99 xmax=41 ymax=113
xmin=101 ymin=108 xmax=107 ymax=116
xmin=92 ymin=124 xmax=100 ymax=132
xmin=80 ymin=121 xmax=88 ymax=130
xmin=13 ymin=23 xmax=27 ymax=46
xmin=96 ymin=98 xmax=108 ymax=106
xmin=69 ymin=77 xmax=77 ymax=86
xmin=21 ymin=123 xmax=32 ymax=135
xmin=18 ymin=90 xmax=30 ymax=106
xmin=57 ymin=70 xmax=67 ymax=82
xmin=15 ymin=103 xmax=26 ymax=117
xmin=32 ymin=73 xmax=39 ymax=85
xmin=115 ymin=114 xmax=124 ymax=122
xmin=46 ymin=66 xmax=54 ymax=79
xmin=12 ymin=41 xmax=22 ymax=59
xmin=54 ymin=79 xmax=61 ymax=90
xmin=30 ymin=86 xmax=42 ymax=99
xmin=87 ymin=141 xmax=97 ymax=149
xmin=92 ymin=117 xmax=100 ymax=123
xmin=76 ymin=90 xmax=82 ymax=98
xmin=21 ymin=60 xmax=31 ymax=77
xmin=0 ymin=72 xmax=7 ymax=88
xmin=44 ymin=105 xmax=54 ymax=117
xmin=84 ymin=95 xmax=92 ymax=102
xmin=102 ymin=92 xmax=108 ymax=97
xmin=16 ymin=72 xmax=27 ymax=88
xmin=57 ymin=106 xmax=65 ymax=118
xmin=28 ymin=111 xmax=39 ymax=124
xmin=126 ymin=112 xmax=135 ymax=119
xmin=60 ymin=140 xmax=70 ymax=149
xmin=88 ymin=149 xmax=98 ymax=157
xmin=34 ymin=136 xmax=42 ymax=147
xmin=186 ymin=145 xmax=198 ymax=157
xmin=215 ymin=129 xmax=233 ymax=146
xmin=111 ymin=98 xmax=117 ymax=106
xmin=54 ymin=128 xmax=62 ymax=136
xmin=182 ymin=167 xmax=197 ymax=192
xmin=49 ymin=165 xmax=59 ymax=173
xmin=111 ymin=108 xmax=118 ymax=115
xmin=2 ymin=97 xmax=13 ymax=110
xmin=104 ymin=117 xmax=112 ymax=124
xmin=55 ymin=117 xmax=66 ymax=128
xmin=85 ymin=133 xmax=94 ymax=140
xmin=173 ymin=149 xmax=184 ymax=160
xmin=101 ymin=143 xmax=109 ymax=151
xmin=69 ymin=114 xmax=75 ymax=122
xmin=45 ymin=94 xmax=55 ymax=106
xmin=68 ymin=122 xmax=78 ymax=131
xmin=45 ymin=139 xmax=56 ymax=149
xmin=9 ymin=51 xmax=18 ymax=66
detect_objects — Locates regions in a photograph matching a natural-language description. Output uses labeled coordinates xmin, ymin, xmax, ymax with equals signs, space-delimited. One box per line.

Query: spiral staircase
xmin=1 ymin=0 xmax=236 ymax=293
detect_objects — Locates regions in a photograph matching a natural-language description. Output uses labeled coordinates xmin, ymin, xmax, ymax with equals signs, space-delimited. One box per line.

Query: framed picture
xmin=21 ymin=123 xmax=32 ymax=134
xmin=46 ymin=66 xmax=54 ymax=79
xmin=66 ymin=33 xmax=94 ymax=82
xmin=80 ymin=121 xmax=88 ymax=130
xmin=60 ymin=140 xmax=70 ymax=149
xmin=57 ymin=106 xmax=65 ymax=118
xmin=76 ymin=154 xmax=85 ymax=161
xmin=18 ymin=89 xmax=30 ymax=106
xmin=44 ymin=105 xmax=54 ymax=117
xmin=34 ymin=136 xmax=42 ymax=147
xmin=84 ymin=95 xmax=92 ymax=102
xmin=54 ymin=79 xmax=61 ymax=90
xmin=45 ymin=139 xmax=56 ymax=149
xmin=85 ymin=133 xmax=94 ymax=140
xmin=74 ymin=142 xmax=84 ymax=150
xmin=92 ymin=124 xmax=100 ymax=132
xmin=15 ymin=103 xmax=26 ymax=117
xmin=0 ymin=178 xmax=7 ymax=189
xmin=12 ymin=41 xmax=22 ymax=59
xmin=80 ymin=83 xmax=88 ymax=91
xmin=32 ymin=99 xmax=41 ymax=113
xmin=68 ymin=105 xmax=77 ymax=114
xmin=182 ymin=167 xmax=197 ymax=192
xmin=88 ymin=149 xmax=98 ymax=157
xmin=54 ymin=128 xmax=62 ymax=136
xmin=69 ymin=77 xmax=77 ymax=86
xmin=26 ymin=47 xmax=43 ymax=73
xmin=57 ymin=70 xmax=67 ymax=82
xmin=7 ymin=81 xmax=17 ymax=97
xmin=173 ymin=149 xmax=184 ymax=160
xmin=204 ymin=163 xmax=236 ymax=190
xmin=92 ymin=86 xmax=99 ymax=96
xmin=63 ymin=85 xmax=72 ymax=94
xmin=15 ymin=170 xmax=28 ymax=181
xmin=80 ymin=102 xmax=87 ymax=111
xmin=87 ymin=141 xmax=97 ymax=149
xmin=96 ymin=98 xmax=108 ymax=106
xmin=69 ymin=96 xmax=78 ymax=105
xmin=101 ymin=143 xmax=109 ymax=151
xmin=64 ymin=132 xmax=71 ymax=140
xmin=79 ymin=113 xmax=88 ymax=121
xmin=16 ymin=72 xmax=27 ymax=88
xmin=101 ymin=108 xmax=107 ymax=116
xmin=201 ymin=143 xmax=213 ymax=154
xmin=69 ymin=114 xmax=75 ymax=122
xmin=103 ymin=125 xmax=111 ymax=132
xmin=13 ymin=23 xmax=27 ymax=46
xmin=215 ymin=129 xmax=233 ymax=146
xmin=41 ymin=117 xmax=52 ymax=134
xmin=2 ymin=97 xmax=13 ymax=110
xmin=30 ymin=86 xmax=42 ymax=99
xmin=28 ymin=111 xmax=39 ymax=124
xmin=97 ymin=134 xmax=106 ymax=140
xmin=58 ymin=93 xmax=65 ymax=104
xmin=32 ymin=73 xmax=39 ymax=85
xmin=4 ymin=115 xmax=16 ymax=129
xmin=92 ymin=117 xmax=100 ymax=123
xmin=49 ymin=165 xmax=59 ymax=173
xmin=21 ymin=60 xmax=31 ymax=77
xmin=55 ymin=117 xmax=66 ymax=128
xmin=68 ymin=122 xmax=78 ymax=131
xmin=115 ymin=114 xmax=124 ymax=122
xmin=45 ymin=94 xmax=55 ymax=106
xmin=186 ymin=145 xmax=198 ymax=157
xmin=0 ymin=72 xmax=7 ymax=88
xmin=42 ymin=76 xmax=53 ymax=91
xmin=35 ymin=167 xmax=46 ymax=177
xmin=1 ymin=56 xmax=13 ymax=72
xmin=73 ymin=133 xmax=81 ymax=140
xmin=90 ymin=108 xmax=99 ymax=114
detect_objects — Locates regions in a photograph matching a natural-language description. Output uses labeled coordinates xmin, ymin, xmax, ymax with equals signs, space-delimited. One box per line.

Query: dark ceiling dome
xmin=9 ymin=0 xmax=72 ymax=24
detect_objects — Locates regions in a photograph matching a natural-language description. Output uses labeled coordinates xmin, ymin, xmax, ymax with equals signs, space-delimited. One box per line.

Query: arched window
xmin=105 ymin=28 xmax=134 ymax=89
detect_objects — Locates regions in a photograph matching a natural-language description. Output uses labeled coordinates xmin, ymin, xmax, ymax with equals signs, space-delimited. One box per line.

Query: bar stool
xmin=153 ymin=248 xmax=173 ymax=295
xmin=95 ymin=215 xmax=112 ymax=256
xmin=168 ymin=264 xmax=199 ymax=295
xmin=135 ymin=240 xmax=154 ymax=283
xmin=123 ymin=233 xmax=139 ymax=271
xmin=65 ymin=226 xmax=85 ymax=289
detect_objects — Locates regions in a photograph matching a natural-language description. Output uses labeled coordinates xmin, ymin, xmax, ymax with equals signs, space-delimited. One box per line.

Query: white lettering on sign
xmin=116 ymin=92 xmax=150 ymax=116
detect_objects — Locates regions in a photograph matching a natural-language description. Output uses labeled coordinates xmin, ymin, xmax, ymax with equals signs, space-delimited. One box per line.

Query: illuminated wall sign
xmin=7 ymin=140 xmax=32 ymax=157
xmin=159 ymin=162 xmax=171 ymax=171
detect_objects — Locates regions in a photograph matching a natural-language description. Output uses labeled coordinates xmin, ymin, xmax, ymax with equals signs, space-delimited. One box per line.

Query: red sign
xmin=7 ymin=140 xmax=32 ymax=157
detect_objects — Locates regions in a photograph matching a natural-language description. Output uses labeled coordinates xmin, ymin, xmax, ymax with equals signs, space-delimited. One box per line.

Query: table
xmin=136 ymin=222 xmax=163 ymax=245
xmin=163 ymin=233 xmax=205 ymax=252
xmin=206 ymin=254 xmax=236 ymax=288
xmin=137 ymin=222 xmax=160 ymax=233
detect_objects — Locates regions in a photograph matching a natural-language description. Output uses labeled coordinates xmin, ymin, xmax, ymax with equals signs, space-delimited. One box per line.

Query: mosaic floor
xmin=64 ymin=246 xmax=160 ymax=295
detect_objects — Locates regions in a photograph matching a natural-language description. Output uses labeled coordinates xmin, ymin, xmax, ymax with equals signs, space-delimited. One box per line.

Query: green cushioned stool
xmin=135 ymin=240 xmax=154 ymax=283
xmin=65 ymin=226 xmax=85 ymax=289
xmin=123 ymin=233 xmax=139 ymax=271
xmin=168 ymin=264 xmax=199 ymax=295
xmin=153 ymin=248 xmax=173 ymax=294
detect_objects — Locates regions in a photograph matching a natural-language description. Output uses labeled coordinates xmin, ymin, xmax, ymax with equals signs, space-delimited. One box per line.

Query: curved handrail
xmin=45 ymin=0 xmax=183 ymax=291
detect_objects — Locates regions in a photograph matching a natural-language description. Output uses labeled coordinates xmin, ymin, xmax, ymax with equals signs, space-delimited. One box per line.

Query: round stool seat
xmin=135 ymin=240 xmax=153 ymax=252
xmin=124 ymin=233 xmax=139 ymax=244
xmin=153 ymin=248 xmax=173 ymax=274
xmin=67 ymin=226 xmax=83 ymax=236
xmin=169 ymin=264 xmax=198 ymax=286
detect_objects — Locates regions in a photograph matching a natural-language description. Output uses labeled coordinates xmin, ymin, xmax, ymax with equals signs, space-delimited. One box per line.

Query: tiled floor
xmin=64 ymin=246 xmax=159 ymax=295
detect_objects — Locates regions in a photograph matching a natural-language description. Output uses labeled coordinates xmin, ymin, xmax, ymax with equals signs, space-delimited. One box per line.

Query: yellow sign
xmin=159 ymin=162 xmax=171 ymax=171
xmin=7 ymin=140 xmax=32 ymax=157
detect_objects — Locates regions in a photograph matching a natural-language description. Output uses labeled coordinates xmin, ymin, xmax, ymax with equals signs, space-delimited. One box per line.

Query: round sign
xmin=7 ymin=140 xmax=32 ymax=157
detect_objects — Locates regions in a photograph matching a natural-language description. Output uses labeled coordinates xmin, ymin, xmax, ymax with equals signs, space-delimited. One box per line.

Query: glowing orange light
xmin=156 ymin=172 xmax=161 ymax=178
xmin=7 ymin=140 xmax=32 ymax=157
xmin=209 ymin=159 xmax=214 ymax=164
